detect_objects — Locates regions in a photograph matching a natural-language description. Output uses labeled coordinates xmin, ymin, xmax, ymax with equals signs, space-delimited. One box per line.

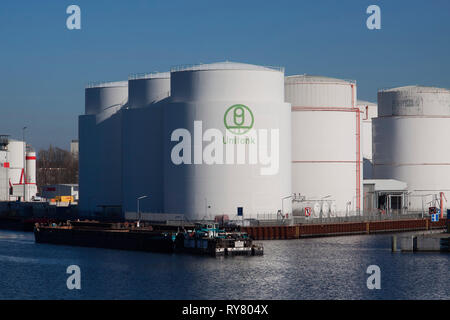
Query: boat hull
xmin=34 ymin=227 xmax=174 ymax=253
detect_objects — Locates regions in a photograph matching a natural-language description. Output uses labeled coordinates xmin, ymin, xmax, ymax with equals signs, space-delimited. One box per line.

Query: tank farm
xmin=32 ymin=62 xmax=449 ymax=252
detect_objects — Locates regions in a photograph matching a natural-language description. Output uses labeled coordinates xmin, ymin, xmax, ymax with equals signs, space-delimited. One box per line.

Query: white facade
xmin=373 ymin=86 xmax=450 ymax=213
xmin=164 ymin=62 xmax=292 ymax=220
xmin=122 ymin=73 xmax=170 ymax=214
xmin=286 ymin=75 xmax=363 ymax=217
xmin=358 ymin=100 xmax=378 ymax=179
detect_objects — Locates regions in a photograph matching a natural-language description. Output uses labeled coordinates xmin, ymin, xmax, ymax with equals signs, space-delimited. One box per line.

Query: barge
xmin=175 ymin=224 xmax=264 ymax=256
xmin=34 ymin=221 xmax=263 ymax=257
xmin=34 ymin=221 xmax=174 ymax=253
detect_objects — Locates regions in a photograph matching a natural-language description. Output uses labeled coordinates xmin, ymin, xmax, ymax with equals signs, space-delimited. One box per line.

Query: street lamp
xmin=204 ymin=198 xmax=212 ymax=221
xmin=137 ymin=195 xmax=148 ymax=227
xmin=282 ymin=195 xmax=293 ymax=224
xmin=22 ymin=127 xmax=27 ymax=202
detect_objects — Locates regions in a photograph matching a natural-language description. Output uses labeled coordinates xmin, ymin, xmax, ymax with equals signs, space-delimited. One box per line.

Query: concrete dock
xmin=241 ymin=218 xmax=447 ymax=240
xmin=393 ymin=232 xmax=450 ymax=252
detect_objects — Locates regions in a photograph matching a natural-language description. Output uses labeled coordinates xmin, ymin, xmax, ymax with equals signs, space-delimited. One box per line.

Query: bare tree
xmin=37 ymin=145 xmax=78 ymax=193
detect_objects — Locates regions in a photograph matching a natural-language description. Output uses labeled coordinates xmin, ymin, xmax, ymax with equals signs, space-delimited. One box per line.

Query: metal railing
xmin=254 ymin=210 xmax=447 ymax=226
xmin=85 ymin=80 xmax=128 ymax=89
xmin=170 ymin=62 xmax=284 ymax=73
xmin=128 ymin=72 xmax=170 ymax=80
xmin=285 ymin=74 xmax=356 ymax=85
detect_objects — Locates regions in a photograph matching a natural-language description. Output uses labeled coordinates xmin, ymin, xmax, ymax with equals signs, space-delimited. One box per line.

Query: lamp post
xmin=137 ymin=195 xmax=148 ymax=227
xmin=282 ymin=195 xmax=293 ymax=225
xmin=320 ymin=195 xmax=331 ymax=221
xmin=204 ymin=198 xmax=212 ymax=221
xmin=22 ymin=127 xmax=27 ymax=202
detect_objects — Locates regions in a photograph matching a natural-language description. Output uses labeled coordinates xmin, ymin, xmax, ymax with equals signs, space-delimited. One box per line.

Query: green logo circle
xmin=224 ymin=104 xmax=254 ymax=135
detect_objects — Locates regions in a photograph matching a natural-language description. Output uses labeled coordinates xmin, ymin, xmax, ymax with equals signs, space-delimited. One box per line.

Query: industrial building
xmin=41 ymin=184 xmax=79 ymax=202
xmin=0 ymin=135 xmax=38 ymax=202
xmin=363 ymin=179 xmax=408 ymax=214
xmin=78 ymin=61 xmax=450 ymax=222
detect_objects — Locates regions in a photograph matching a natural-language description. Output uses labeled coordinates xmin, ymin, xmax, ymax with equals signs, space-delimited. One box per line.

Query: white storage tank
xmin=122 ymin=72 xmax=171 ymax=215
xmin=357 ymin=100 xmax=378 ymax=179
xmin=373 ymin=86 xmax=450 ymax=213
xmin=0 ymin=143 xmax=9 ymax=201
xmin=79 ymin=81 xmax=128 ymax=215
xmin=164 ymin=62 xmax=292 ymax=220
xmin=25 ymin=151 xmax=37 ymax=200
xmin=7 ymin=139 xmax=25 ymax=191
xmin=286 ymin=75 xmax=363 ymax=217
xmin=85 ymin=81 xmax=128 ymax=117
xmin=128 ymin=72 xmax=170 ymax=108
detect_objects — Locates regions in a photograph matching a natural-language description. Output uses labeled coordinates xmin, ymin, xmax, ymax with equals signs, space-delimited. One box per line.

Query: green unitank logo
xmin=224 ymin=104 xmax=254 ymax=135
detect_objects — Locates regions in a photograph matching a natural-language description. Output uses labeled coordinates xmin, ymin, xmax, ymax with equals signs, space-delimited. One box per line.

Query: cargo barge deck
xmin=34 ymin=221 xmax=263 ymax=257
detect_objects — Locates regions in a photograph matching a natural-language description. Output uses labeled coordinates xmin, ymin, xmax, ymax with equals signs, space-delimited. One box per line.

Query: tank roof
xmin=129 ymin=72 xmax=170 ymax=80
xmin=86 ymin=80 xmax=128 ymax=89
xmin=285 ymin=74 xmax=355 ymax=84
xmin=171 ymin=61 xmax=284 ymax=73
xmin=379 ymin=85 xmax=450 ymax=93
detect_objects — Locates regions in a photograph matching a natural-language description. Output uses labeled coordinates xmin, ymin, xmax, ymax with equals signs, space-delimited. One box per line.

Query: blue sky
xmin=0 ymin=0 xmax=449 ymax=151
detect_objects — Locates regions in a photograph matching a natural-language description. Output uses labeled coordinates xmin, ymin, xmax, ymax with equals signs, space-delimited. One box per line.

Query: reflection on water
xmin=0 ymin=230 xmax=448 ymax=300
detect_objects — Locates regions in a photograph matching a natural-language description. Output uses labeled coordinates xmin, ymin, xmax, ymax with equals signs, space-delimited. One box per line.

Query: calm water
xmin=0 ymin=230 xmax=448 ymax=300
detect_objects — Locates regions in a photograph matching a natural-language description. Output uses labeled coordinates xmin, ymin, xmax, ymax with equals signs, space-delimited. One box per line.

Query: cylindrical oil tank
xmin=121 ymin=72 xmax=171 ymax=216
xmin=128 ymin=72 xmax=170 ymax=108
xmin=0 ymin=150 xmax=9 ymax=201
xmin=7 ymin=139 xmax=24 ymax=186
xmin=25 ymin=151 xmax=37 ymax=201
xmin=25 ymin=151 xmax=36 ymax=184
xmin=373 ymin=86 xmax=450 ymax=213
xmin=85 ymin=81 xmax=128 ymax=121
xmin=164 ymin=62 xmax=291 ymax=220
xmin=78 ymin=115 xmax=98 ymax=213
xmin=358 ymin=100 xmax=378 ymax=179
xmin=286 ymin=75 xmax=363 ymax=217
xmin=79 ymin=81 xmax=128 ymax=214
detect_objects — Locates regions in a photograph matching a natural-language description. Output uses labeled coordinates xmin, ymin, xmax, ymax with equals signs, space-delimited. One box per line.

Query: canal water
xmin=0 ymin=230 xmax=448 ymax=300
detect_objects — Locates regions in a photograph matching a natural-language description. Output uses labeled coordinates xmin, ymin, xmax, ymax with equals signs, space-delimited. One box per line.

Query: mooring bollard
xmin=391 ymin=235 xmax=397 ymax=252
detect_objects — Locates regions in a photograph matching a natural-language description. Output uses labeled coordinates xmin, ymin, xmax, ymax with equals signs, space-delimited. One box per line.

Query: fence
xmin=254 ymin=210 xmax=448 ymax=226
